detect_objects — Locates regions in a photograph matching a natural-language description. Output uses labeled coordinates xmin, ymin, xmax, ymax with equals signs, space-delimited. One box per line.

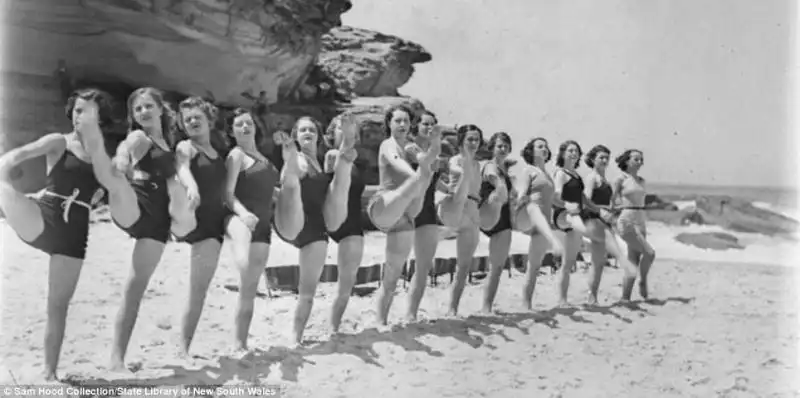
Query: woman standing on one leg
xmin=276 ymin=116 xmax=356 ymax=346
xmin=369 ymin=106 xmax=441 ymax=327
xmin=222 ymin=108 xmax=304 ymax=352
xmin=478 ymin=132 xmax=513 ymax=314
xmin=513 ymin=138 xmax=564 ymax=310
xmin=613 ymin=149 xmax=656 ymax=301
xmin=437 ymin=125 xmax=484 ymax=317
xmin=0 ymin=88 xmax=109 ymax=380
xmin=404 ymin=110 xmax=445 ymax=322
xmin=551 ymin=140 xmax=588 ymax=307
xmin=582 ymin=145 xmax=639 ymax=305
xmin=94 ymin=87 xmax=193 ymax=372
xmin=170 ymin=96 xmax=232 ymax=358
xmin=324 ymin=114 xmax=366 ymax=334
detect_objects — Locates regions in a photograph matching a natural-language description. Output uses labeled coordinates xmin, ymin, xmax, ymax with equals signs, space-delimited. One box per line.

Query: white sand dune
xmin=1 ymin=221 xmax=798 ymax=397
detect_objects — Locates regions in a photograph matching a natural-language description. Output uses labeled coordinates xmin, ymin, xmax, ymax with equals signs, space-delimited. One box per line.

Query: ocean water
xmin=646 ymin=183 xmax=799 ymax=267
xmin=650 ymin=183 xmax=798 ymax=214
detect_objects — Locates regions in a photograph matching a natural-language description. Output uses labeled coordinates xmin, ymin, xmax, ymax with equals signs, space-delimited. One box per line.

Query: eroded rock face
xmin=3 ymin=0 xmax=452 ymax=193
xmin=6 ymin=0 xmax=352 ymax=108
xmin=319 ymin=26 xmax=432 ymax=98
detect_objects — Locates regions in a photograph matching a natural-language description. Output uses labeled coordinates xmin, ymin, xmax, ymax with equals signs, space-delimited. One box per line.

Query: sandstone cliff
xmin=2 ymin=0 xmax=435 ymax=190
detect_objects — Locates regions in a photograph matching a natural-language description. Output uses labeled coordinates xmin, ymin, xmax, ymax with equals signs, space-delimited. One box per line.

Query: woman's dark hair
xmin=487 ymin=132 xmax=512 ymax=152
xmin=555 ymin=140 xmax=583 ymax=169
xmin=65 ymin=87 xmax=116 ymax=130
xmin=520 ymin=137 xmax=551 ymax=165
xmin=126 ymin=87 xmax=180 ymax=149
xmin=411 ymin=109 xmax=438 ymax=138
xmin=584 ymin=144 xmax=611 ymax=169
xmin=383 ymin=105 xmax=413 ymax=135
xmin=414 ymin=110 xmax=438 ymax=124
xmin=291 ymin=116 xmax=325 ymax=153
xmin=456 ymin=124 xmax=484 ymax=148
xmin=177 ymin=96 xmax=229 ymax=157
xmin=615 ymin=149 xmax=644 ymax=172
xmin=225 ymin=107 xmax=265 ymax=149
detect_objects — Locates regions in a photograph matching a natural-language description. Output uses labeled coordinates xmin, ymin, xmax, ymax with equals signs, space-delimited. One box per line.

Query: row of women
xmin=0 ymin=87 xmax=655 ymax=382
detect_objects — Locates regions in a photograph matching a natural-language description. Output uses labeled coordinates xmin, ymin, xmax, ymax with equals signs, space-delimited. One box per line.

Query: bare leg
xmin=43 ymin=255 xmax=84 ymax=381
xmin=448 ymin=226 xmax=480 ymax=316
xmin=180 ymin=238 xmax=222 ymax=356
xmin=323 ymin=151 xmax=354 ymax=232
xmin=370 ymin=166 xmax=433 ymax=230
xmin=602 ymin=228 xmax=639 ymax=278
xmin=292 ymin=240 xmax=328 ymax=345
xmin=437 ymin=168 xmax=471 ymax=228
xmin=584 ymin=220 xmax=607 ymax=305
xmin=622 ymin=250 xmax=642 ymax=301
xmin=406 ymin=225 xmax=439 ymax=321
xmin=226 ymin=217 xmax=269 ymax=351
xmin=109 ymin=239 xmax=166 ymax=372
xmin=331 ymin=235 xmax=364 ymax=333
xmin=526 ymin=204 xmax=564 ymax=258
xmin=274 ymin=147 xmax=304 ymax=241
xmin=370 ymin=136 xmax=439 ymax=229
xmin=0 ymin=153 xmax=46 ymax=242
xmin=481 ymin=229 xmax=512 ymax=313
xmin=522 ymin=234 xmax=549 ymax=311
xmin=558 ymin=230 xmax=582 ymax=306
xmin=376 ymin=230 xmax=414 ymax=326
xmin=637 ymin=233 xmax=656 ymax=300
xmin=80 ymin=123 xmax=141 ymax=226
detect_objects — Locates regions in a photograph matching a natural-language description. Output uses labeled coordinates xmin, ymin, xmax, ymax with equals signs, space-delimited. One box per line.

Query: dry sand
xmin=1 ymin=221 xmax=798 ymax=397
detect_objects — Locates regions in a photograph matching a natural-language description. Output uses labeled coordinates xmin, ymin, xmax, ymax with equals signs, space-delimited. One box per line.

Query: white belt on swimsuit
xmin=29 ymin=189 xmax=95 ymax=223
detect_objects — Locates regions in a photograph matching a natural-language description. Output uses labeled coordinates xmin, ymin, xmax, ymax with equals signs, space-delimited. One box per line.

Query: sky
xmin=343 ymin=0 xmax=798 ymax=189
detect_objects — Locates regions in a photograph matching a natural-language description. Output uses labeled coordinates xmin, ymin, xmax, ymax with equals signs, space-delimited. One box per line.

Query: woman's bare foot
xmin=41 ymin=369 xmax=59 ymax=382
xmin=586 ymin=294 xmax=599 ymax=306
xmin=639 ymin=280 xmax=649 ymax=300
xmin=339 ymin=113 xmax=358 ymax=152
xmin=106 ymin=358 xmax=135 ymax=377
xmin=557 ymin=300 xmax=570 ymax=308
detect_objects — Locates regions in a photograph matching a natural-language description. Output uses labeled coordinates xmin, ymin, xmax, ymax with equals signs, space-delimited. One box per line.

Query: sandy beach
xmin=1 ymin=217 xmax=798 ymax=398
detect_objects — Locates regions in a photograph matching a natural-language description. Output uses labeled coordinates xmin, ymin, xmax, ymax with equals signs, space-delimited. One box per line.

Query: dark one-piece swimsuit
xmin=553 ymin=169 xmax=585 ymax=232
xmin=328 ymin=159 xmax=367 ymax=243
xmin=176 ymin=149 xmax=229 ymax=244
xmin=234 ymin=151 xmax=280 ymax=244
xmin=274 ymin=152 xmax=331 ymax=248
xmin=22 ymin=149 xmax=105 ymax=259
xmin=479 ymin=165 xmax=513 ymax=236
xmin=410 ymin=160 xmax=441 ymax=228
xmin=581 ymin=179 xmax=613 ymax=227
xmin=114 ymin=143 xmax=176 ymax=243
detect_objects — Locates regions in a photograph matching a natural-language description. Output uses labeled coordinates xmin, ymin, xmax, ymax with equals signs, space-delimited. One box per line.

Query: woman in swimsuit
xmin=551 ymin=140 xmax=591 ymax=306
xmin=478 ymin=132 xmax=513 ymax=314
xmin=582 ymin=145 xmax=639 ymax=305
xmin=0 ymin=88 xmax=110 ymax=380
xmin=170 ymin=96 xmax=232 ymax=358
xmin=404 ymin=110 xmax=446 ymax=322
xmin=514 ymin=138 xmax=564 ymax=310
xmin=279 ymin=115 xmax=357 ymax=346
xmin=438 ymin=124 xmax=483 ymax=316
xmin=82 ymin=87 xmax=191 ymax=373
xmin=324 ymin=114 xmax=367 ymax=334
xmin=222 ymin=107 xmax=303 ymax=351
xmin=613 ymin=149 xmax=656 ymax=301
xmin=369 ymin=106 xmax=441 ymax=327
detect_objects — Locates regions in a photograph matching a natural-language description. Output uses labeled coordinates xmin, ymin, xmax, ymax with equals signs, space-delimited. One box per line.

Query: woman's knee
xmin=297 ymin=293 xmax=315 ymax=307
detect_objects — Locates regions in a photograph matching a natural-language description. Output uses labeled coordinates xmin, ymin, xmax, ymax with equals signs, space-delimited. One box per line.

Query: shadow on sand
xmin=66 ymin=296 xmax=694 ymax=391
